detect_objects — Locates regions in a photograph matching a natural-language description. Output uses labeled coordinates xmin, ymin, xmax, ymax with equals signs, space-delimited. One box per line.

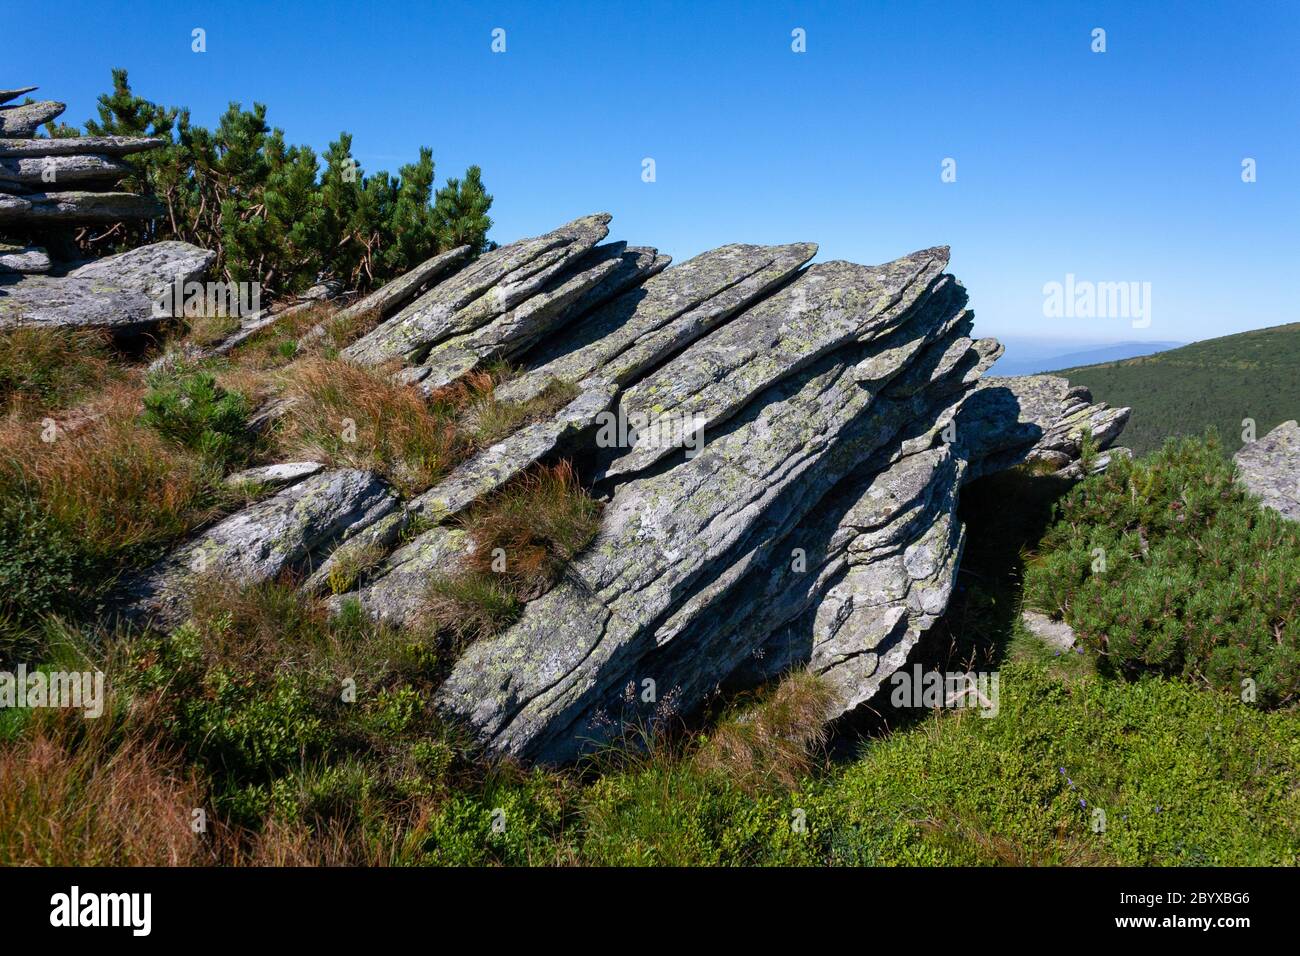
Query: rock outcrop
xmin=0 ymin=85 xmax=168 ymax=272
xmin=107 ymin=211 xmax=1131 ymax=763
xmin=0 ymin=240 xmax=217 ymax=329
xmin=1235 ymin=421 xmax=1300 ymax=522
xmin=116 ymin=469 xmax=399 ymax=627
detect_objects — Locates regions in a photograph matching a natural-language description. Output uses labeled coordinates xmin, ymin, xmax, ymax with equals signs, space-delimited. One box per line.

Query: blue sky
xmin=6 ymin=0 xmax=1297 ymax=345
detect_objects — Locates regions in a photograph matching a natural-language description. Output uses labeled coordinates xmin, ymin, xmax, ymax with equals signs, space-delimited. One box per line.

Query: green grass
xmin=2 ymin=320 xmax=1296 ymax=867
xmin=1053 ymin=321 xmax=1300 ymax=456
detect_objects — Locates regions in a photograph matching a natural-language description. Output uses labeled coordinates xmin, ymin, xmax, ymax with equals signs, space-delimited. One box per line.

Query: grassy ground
xmin=1 ymin=311 xmax=1296 ymax=867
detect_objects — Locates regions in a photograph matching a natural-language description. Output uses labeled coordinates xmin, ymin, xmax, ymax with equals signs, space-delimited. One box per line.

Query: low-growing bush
xmin=1023 ymin=432 xmax=1299 ymax=706
xmin=141 ymin=367 xmax=253 ymax=468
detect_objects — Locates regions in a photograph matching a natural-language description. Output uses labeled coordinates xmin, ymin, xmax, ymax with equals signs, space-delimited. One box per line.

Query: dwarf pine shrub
xmin=1024 ymin=431 xmax=1299 ymax=706
xmin=141 ymin=368 xmax=252 ymax=468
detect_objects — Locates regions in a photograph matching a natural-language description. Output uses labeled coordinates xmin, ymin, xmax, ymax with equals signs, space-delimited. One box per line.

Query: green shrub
xmin=0 ymin=496 xmax=82 ymax=630
xmin=66 ymin=68 xmax=493 ymax=298
xmin=141 ymin=368 xmax=252 ymax=468
xmin=1023 ymin=432 xmax=1300 ymax=706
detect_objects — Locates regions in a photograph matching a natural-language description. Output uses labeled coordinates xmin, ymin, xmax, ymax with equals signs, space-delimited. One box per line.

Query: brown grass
xmin=459 ymin=461 xmax=602 ymax=598
xmin=0 ymin=326 xmax=121 ymax=415
xmin=917 ymin=810 xmax=1111 ymax=866
xmin=422 ymin=461 xmax=603 ymax=646
xmin=0 ymin=382 xmax=219 ymax=562
xmin=0 ymin=709 xmax=212 ymax=866
xmin=277 ymin=357 xmax=459 ymax=494
xmin=694 ymin=670 xmax=837 ymax=792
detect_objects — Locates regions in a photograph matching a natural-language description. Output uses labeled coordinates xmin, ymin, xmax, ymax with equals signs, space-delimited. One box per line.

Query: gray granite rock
xmin=411 ymin=243 xmax=669 ymax=393
xmin=1021 ymin=610 xmax=1078 ymax=653
xmin=115 ymin=469 xmax=398 ymax=627
xmin=153 ymin=223 xmax=1129 ymax=764
xmin=434 ymin=288 xmax=979 ymax=760
xmin=68 ymin=240 xmax=216 ymax=299
xmin=343 ymin=214 xmax=611 ymax=365
xmin=496 ymin=242 xmax=818 ymax=406
xmin=300 ymin=245 xmax=471 ymax=348
xmin=603 ymin=248 xmax=950 ymax=478
xmin=0 ymin=135 xmax=167 ymax=158
xmin=0 ymin=87 xmax=38 ymax=107
xmin=0 ymin=153 xmax=134 ymax=188
xmin=1 ymin=240 xmax=218 ymax=330
xmin=0 ymin=101 xmax=66 ymax=138
xmin=1234 ymin=420 xmax=1300 ymax=522
xmin=0 ymin=189 xmax=163 ymax=224
xmin=330 ymin=524 xmax=471 ymax=626
xmin=958 ymin=375 xmax=1130 ymax=479
xmin=0 ymin=244 xmax=50 ymax=274
xmin=223 ymin=461 xmax=324 ymax=492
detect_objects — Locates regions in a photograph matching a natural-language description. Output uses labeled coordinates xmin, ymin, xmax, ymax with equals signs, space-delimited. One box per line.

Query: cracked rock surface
xmin=114 ymin=212 xmax=1129 ymax=762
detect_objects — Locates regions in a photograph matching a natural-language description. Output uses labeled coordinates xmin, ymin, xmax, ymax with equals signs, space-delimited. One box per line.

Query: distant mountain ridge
xmin=1046 ymin=322 xmax=1300 ymax=456
xmin=990 ymin=339 xmax=1183 ymax=377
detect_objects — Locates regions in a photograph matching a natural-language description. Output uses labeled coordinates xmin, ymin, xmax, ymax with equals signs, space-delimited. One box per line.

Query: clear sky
xmin=6 ymin=0 xmax=1297 ymax=344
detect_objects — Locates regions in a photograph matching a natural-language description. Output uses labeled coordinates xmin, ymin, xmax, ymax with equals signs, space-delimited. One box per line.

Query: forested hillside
xmin=1053 ymin=322 xmax=1300 ymax=456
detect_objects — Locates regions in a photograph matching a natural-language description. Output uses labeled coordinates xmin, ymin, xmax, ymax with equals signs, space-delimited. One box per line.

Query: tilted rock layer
xmin=110 ymin=212 xmax=1130 ymax=762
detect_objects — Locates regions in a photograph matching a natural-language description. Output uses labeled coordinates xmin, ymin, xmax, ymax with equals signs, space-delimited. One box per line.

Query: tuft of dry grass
xmin=422 ymin=461 xmax=602 ymax=646
xmin=0 ymin=326 xmax=122 ymax=415
xmin=458 ymin=460 xmax=602 ymax=598
xmin=917 ymin=810 xmax=1110 ymax=866
xmin=693 ymin=670 xmax=837 ymax=792
xmin=277 ymin=357 xmax=459 ymax=495
xmin=423 ymin=573 xmax=522 ymax=649
xmin=0 ymin=709 xmax=213 ymax=866
xmin=0 ymin=382 xmax=220 ymax=564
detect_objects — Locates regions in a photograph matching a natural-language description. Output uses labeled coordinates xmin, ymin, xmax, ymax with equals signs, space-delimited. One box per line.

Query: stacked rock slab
xmin=111 ymin=212 xmax=1130 ymax=763
xmin=0 ymin=84 xmax=167 ymax=273
xmin=0 ymin=240 xmax=217 ymax=329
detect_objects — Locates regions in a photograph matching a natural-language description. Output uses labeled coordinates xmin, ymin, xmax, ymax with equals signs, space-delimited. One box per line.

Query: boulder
xmin=104 ymin=212 xmax=1131 ymax=764
xmin=0 ymin=244 xmax=50 ymax=274
xmin=67 ymin=240 xmax=216 ymax=298
xmin=1 ymin=240 xmax=216 ymax=330
xmin=115 ymin=469 xmax=399 ymax=627
xmin=433 ymin=273 xmax=981 ymax=760
xmin=1234 ymin=420 xmax=1300 ymax=522
xmin=0 ymin=101 xmax=66 ymax=138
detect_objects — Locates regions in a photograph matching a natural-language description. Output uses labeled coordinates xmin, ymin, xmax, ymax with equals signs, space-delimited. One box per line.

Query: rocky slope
xmin=109 ymin=212 xmax=1131 ymax=762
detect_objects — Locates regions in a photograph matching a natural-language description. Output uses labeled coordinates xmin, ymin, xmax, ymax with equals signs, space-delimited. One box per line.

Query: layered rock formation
xmin=0 ymin=84 xmax=166 ymax=275
xmin=109 ymin=212 xmax=1130 ymax=762
xmin=1 ymin=240 xmax=216 ymax=329
xmin=0 ymin=84 xmax=213 ymax=329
